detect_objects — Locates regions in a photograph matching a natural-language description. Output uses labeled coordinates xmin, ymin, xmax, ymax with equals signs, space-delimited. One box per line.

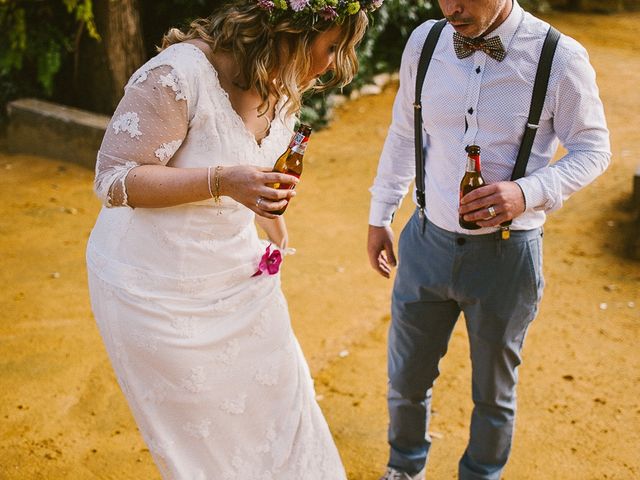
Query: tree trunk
xmin=71 ymin=0 xmax=146 ymax=114
xmin=103 ymin=0 xmax=145 ymax=97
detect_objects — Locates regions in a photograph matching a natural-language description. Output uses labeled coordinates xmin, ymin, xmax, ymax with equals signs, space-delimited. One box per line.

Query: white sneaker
xmin=379 ymin=466 xmax=426 ymax=480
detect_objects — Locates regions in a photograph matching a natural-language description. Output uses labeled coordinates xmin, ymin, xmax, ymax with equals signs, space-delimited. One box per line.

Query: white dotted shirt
xmin=369 ymin=1 xmax=611 ymax=233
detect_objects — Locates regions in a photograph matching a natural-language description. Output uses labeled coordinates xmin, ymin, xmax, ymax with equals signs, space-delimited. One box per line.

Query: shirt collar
xmin=486 ymin=0 xmax=524 ymax=52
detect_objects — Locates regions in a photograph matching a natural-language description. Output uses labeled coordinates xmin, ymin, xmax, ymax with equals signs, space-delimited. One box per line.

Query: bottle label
xmin=291 ymin=140 xmax=308 ymax=155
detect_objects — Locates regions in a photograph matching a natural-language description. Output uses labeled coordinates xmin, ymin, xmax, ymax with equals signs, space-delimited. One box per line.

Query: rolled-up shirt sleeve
xmin=368 ymin=25 xmax=434 ymax=227
xmin=515 ymin=44 xmax=611 ymax=213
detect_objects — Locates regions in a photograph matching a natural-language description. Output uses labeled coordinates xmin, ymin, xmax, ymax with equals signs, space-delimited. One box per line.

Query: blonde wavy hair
xmin=161 ymin=0 xmax=369 ymax=118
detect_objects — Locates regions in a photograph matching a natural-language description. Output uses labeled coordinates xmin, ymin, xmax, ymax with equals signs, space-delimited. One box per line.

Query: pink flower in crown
xmin=252 ymin=244 xmax=283 ymax=277
xmin=257 ymin=0 xmax=275 ymax=11
xmin=319 ymin=6 xmax=338 ymax=20
xmin=289 ymin=0 xmax=311 ymax=12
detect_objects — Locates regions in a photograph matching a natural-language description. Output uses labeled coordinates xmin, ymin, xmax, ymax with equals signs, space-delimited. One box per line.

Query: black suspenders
xmin=413 ymin=20 xmax=561 ymax=235
xmin=414 ymin=19 xmax=448 ymax=223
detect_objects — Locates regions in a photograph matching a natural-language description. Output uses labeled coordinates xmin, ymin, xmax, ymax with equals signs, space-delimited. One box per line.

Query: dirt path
xmin=1 ymin=11 xmax=638 ymax=480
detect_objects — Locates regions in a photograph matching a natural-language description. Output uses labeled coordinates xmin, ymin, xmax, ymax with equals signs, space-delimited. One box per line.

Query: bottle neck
xmin=466 ymin=154 xmax=481 ymax=172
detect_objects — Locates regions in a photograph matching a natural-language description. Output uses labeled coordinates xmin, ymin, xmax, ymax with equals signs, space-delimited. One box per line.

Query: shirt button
xmin=476 ymin=66 xmax=481 ymax=73
xmin=456 ymin=237 xmax=466 ymax=246
xmin=467 ymin=107 xmax=474 ymax=114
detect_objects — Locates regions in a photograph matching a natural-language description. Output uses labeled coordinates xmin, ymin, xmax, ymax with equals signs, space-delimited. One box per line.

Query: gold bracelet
xmin=207 ymin=166 xmax=214 ymax=199
xmin=213 ymin=166 xmax=222 ymax=204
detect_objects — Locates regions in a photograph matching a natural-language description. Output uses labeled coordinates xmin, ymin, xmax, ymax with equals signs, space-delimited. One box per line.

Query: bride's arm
xmin=255 ymin=215 xmax=288 ymax=249
xmin=95 ymin=65 xmax=295 ymax=217
xmin=123 ymin=164 xmax=296 ymax=218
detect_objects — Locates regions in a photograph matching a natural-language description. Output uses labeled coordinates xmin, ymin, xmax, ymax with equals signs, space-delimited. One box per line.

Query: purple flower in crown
xmin=252 ymin=244 xmax=283 ymax=277
xmin=289 ymin=0 xmax=311 ymax=12
xmin=257 ymin=0 xmax=275 ymax=11
xmin=319 ymin=6 xmax=338 ymax=20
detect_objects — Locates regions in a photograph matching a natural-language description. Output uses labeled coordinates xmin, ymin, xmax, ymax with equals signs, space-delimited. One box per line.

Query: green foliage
xmin=0 ymin=0 xmax=98 ymax=120
xmin=355 ymin=0 xmax=441 ymax=88
xmin=301 ymin=0 xmax=441 ymax=128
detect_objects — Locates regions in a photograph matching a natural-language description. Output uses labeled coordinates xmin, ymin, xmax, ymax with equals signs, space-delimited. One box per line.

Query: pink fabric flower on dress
xmin=252 ymin=244 xmax=282 ymax=277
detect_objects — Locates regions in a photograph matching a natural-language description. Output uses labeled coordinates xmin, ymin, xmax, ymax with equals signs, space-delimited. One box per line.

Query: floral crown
xmin=256 ymin=0 xmax=384 ymax=26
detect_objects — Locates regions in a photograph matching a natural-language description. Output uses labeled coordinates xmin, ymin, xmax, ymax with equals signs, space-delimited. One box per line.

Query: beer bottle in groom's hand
xmin=271 ymin=123 xmax=312 ymax=215
xmin=459 ymin=144 xmax=486 ymax=230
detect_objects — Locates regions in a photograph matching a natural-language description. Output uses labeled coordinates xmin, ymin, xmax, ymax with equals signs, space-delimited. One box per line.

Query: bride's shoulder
xmin=125 ymin=42 xmax=209 ymax=90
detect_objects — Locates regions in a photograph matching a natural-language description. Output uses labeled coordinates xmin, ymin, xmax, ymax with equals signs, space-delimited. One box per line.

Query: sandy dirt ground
xmin=1 ymin=11 xmax=639 ymax=480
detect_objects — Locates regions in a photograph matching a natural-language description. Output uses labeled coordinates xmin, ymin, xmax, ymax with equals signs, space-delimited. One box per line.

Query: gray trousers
xmin=387 ymin=211 xmax=544 ymax=480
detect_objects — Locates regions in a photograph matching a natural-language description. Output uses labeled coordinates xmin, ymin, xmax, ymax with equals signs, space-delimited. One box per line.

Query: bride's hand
xmin=219 ymin=166 xmax=298 ymax=218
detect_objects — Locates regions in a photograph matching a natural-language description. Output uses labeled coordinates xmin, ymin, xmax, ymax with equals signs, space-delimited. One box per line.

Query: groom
xmin=367 ymin=0 xmax=610 ymax=479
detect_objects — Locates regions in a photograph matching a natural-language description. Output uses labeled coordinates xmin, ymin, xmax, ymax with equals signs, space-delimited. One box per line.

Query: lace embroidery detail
xmin=154 ymin=139 xmax=183 ymax=162
xmin=255 ymin=422 xmax=277 ymax=454
xmin=221 ymin=394 xmax=247 ymax=415
xmin=183 ymin=419 xmax=213 ymax=439
xmin=171 ymin=316 xmax=199 ymax=339
xmin=181 ymin=366 xmax=212 ymax=393
xmin=159 ymin=69 xmax=187 ymax=101
xmin=214 ymin=339 xmax=240 ymax=365
xmin=254 ymin=362 xmax=279 ymax=386
xmin=224 ymin=451 xmax=275 ymax=480
xmin=112 ymin=111 xmax=142 ymax=138
xmin=251 ymin=313 xmax=270 ymax=338
xmin=211 ymin=297 xmax=236 ymax=312
xmin=132 ymin=332 xmax=159 ymax=353
xmin=134 ymin=70 xmax=149 ymax=84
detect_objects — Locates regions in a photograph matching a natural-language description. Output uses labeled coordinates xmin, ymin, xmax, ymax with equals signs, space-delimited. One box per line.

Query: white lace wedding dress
xmin=86 ymin=43 xmax=347 ymax=480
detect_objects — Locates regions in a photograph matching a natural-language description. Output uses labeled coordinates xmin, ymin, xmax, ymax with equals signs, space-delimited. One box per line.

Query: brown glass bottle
xmin=459 ymin=144 xmax=485 ymax=230
xmin=271 ymin=123 xmax=312 ymax=215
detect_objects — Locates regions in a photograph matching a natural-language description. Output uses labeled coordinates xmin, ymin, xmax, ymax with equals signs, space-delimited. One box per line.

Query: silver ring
xmin=256 ymin=197 xmax=263 ymax=208
xmin=488 ymin=205 xmax=497 ymax=218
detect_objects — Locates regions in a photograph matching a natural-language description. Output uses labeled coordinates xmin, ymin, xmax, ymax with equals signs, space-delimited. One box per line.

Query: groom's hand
xmin=367 ymin=225 xmax=396 ymax=278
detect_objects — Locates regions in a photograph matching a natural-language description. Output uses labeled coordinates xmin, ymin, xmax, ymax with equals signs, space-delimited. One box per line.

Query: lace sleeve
xmin=94 ymin=65 xmax=189 ymax=207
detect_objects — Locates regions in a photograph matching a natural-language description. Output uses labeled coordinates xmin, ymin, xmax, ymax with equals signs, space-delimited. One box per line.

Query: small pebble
xmin=51 ymin=272 xmax=61 ymax=279
xmin=336 ymin=266 xmax=345 ymax=273
xmin=428 ymin=431 xmax=444 ymax=439
xmin=315 ymin=394 xmax=324 ymax=402
xmin=338 ymin=349 xmax=349 ymax=358
xmin=628 ymin=301 xmax=636 ymax=308
xmin=65 ymin=207 xmax=78 ymax=215
xmin=606 ymin=220 xmax=615 ymax=227
xmin=360 ymin=84 xmax=383 ymax=96
xmin=599 ymin=302 xmax=608 ymax=310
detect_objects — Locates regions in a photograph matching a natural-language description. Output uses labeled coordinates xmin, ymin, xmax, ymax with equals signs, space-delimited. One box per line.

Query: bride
xmin=86 ymin=0 xmax=384 ymax=478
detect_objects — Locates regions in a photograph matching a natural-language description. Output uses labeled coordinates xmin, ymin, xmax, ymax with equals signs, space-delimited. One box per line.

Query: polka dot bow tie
xmin=453 ymin=31 xmax=506 ymax=62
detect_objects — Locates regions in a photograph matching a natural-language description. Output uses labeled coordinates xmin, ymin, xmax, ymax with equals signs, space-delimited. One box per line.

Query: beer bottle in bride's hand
xmin=459 ymin=144 xmax=485 ymax=230
xmin=271 ymin=123 xmax=312 ymax=215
